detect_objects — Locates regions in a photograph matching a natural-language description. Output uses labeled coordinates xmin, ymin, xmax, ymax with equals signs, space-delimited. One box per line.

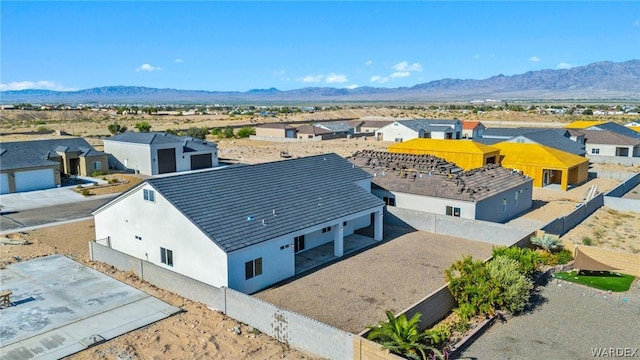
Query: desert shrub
xmin=91 ymin=170 xmax=104 ymax=177
xmin=367 ymin=311 xmax=436 ymax=360
xmin=81 ymin=189 xmax=91 ymax=196
xmin=424 ymin=323 xmax=450 ymax=346
xmin=135 ymin=121 xmax=152 ymax=132
xmin=492 ymin=246 xmax=541 ymax=278
xmin=486 ymin=256 xmax=533 ymax=314
xmin=185 ymin=127 xmax=209 ymax=140
xmin=36 ymin=126 xmax=53 ymax=132
xmin=107 ymin=122 xmax=127 ymax=135
xmin=555 ymin=249 xmax=573 ymax=265
xmin=530 ymin=234 xmax=563 ymax=253
xmin=453 ymin=303 xmax=475 ymax=323
xmin=165 ymin=128 xmax=179 ymax=135
xmin=582 ymin=236 xmax=593 ymax=246
xmin=538 ymin=251 xmax=558 ymax=266
xmin=445 ymin=256 xmax=498 ymax=316
xmin=237 ymin=126 xmax=256 ymax=138
xmin=210 ymin=128 xmax=223 ymax=137
xmin=108 ymin=178 xmax=119 ymax=184
xmin=222 ymin=126 xmax=235 ymax=139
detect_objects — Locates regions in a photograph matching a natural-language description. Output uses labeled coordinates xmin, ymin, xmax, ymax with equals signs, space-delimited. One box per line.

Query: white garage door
xmin=15 ymin=169 xmax=55 ymax=192
xmin=0 ymin=173 xmax=9 ymax=194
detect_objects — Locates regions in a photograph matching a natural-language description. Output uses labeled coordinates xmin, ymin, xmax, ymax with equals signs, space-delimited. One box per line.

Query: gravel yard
xmin=460 ymin=277 xmax=640 ymax=360
xmin=255 ymin=225 xmax=494 ymax=334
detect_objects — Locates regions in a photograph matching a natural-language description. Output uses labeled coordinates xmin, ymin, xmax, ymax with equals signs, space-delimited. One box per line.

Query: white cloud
xmin=174 ymin=58 xmax=183 ymax=63
xmin=0 ymin=80 xmax=75 ymax=91
xmin=136 ymin=63 xmax=161 ymax=72
xmin=557 ymin=62 xmax=573 ymax=69
xmin=390 ymin=71 xmax=411 ymax=78
xmin=346 ymin=84 xmax=359 ymax=89
xmin=365 ymin=60 xmax=373 ymax=65
xmin=392 ymin=61 xmax=423 ymax=72
xmin=370 ymin=75 xmax=389 ymax=84
xmin=529 ymin=56 xmax=540 ymax=62
xmin=325 ymin=73 xmax=348 ymax=84
xmin=301 ymin=75 xmax=323 ymax=83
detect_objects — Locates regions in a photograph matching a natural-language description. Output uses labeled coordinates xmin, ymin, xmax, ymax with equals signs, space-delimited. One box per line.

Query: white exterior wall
xmin=586 ymin=143 xmax=631 ymax=157
xmin=104 ymin=140 xmax=153 ymax=175
xmin=94 ymin=184 xmax=229 ymax=288
xmin=226 ymin=209 xmax=378 ymax=294
xmin=376 ymin=122 xmax=420 ymax=142
xmin=475 ymin=181 xmax=533 ymax=222
xmin=372 ymin=188 xmax=476 ymax=219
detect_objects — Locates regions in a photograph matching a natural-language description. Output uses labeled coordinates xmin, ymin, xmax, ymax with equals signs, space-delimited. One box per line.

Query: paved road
xmin=0 ymin=196 xmax=115 ymax=234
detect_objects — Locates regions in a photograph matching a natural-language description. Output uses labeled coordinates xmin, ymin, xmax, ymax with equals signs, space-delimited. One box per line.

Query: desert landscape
xmin=1 ymin=107 xmax=639 ymax=359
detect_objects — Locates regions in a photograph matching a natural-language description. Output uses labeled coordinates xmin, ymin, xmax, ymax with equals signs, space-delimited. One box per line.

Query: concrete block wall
xmin=225 ymin=287 xmax=353 ymax=360
xmin=603 ymin=197 xmax=640 ymax=213
xmin=605 ymin=172 xmax=640 ymax=197
xmin=90 ymin=241 xmax=143 ymax=277
xmin=543 ymin=194 xmax=604 ymax=236
xmin=398 ymin=284 xmax=456 ymax=332
xmin=588 ymin=155 xmax=640 ymax=166
xmin=385 ymin=207 xmax=531 ymax=246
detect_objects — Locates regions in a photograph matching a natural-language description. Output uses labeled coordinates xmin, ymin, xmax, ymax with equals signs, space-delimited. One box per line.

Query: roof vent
xmin=262 ymin=219 xmax=267 ymax=226
xmin=272 ymin=209 xmax=276 ymax=215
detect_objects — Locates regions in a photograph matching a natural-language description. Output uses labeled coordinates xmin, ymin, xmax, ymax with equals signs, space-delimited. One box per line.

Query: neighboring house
xmin=493 ymin=143 xmax=589 ymax=191
xmin=347 ymin=120 xmax=366 ymax=133
xmin=92 ymin=154 xmax=384 ymax=294
xmin=578 ymin=130 xmax=640 ymax=157
xmin=315 ymin=121 xmax=355 ymax=135
xmin=624 ymin=121 xmax=640 ymax=127
xmin=461 ymin=121 xmax=486 ymax=139
xmin=103 ymin=132 xmax=218 ymax=176
xmin=479 ymin=128 xmax=586 ymax=156
xmin=360 ymin=120 xmax=394 ymax=134
xmin=0 ymin=138 xmax=107 ymax=194
xmin=388 ymin=139 xmax=500 ymax=170
xmin=566 ymin=121 xmax=640 ymax=140
xmin=349 ymin=150 xmax=533 ymax=223
xmin=295 ymin=125 xmax=333 ymax=140
xmin=375 ymin=119 xmax=462 ymax=142
xmin=564 ymin=120 xmax=608 ymax=129
xmin=254 ymin=123 xmax=297 ymax=139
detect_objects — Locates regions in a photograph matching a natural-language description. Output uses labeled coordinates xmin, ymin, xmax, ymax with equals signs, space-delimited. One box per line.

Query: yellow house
xmin=628 ymin=126 xmax=640 ymax=133
xmin=388 ymin=139 xmax=500 ymax=170
xmin=494 ymin=143 xmax=589 ymax=191
xmin=564 ymin=120 xmax=608 ymax=129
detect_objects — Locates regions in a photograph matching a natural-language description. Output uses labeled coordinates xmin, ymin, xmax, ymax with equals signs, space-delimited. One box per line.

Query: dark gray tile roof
xmin=349 ymin=150 xmax=531 ymax=202
xmin=396 ymin=119 xmax=432 ymax=132
xmin=579 ymin=130 xmax=640 ymax=146
xmin=588 ymin=122 xmax=640 ymax=139
xmin=0 ymin=138 xmax=102 ymax=171
xmin=296 ymin=125 xmax=332 ymax=135
xmin=316 ymin=121 xmax=354 ymax=133
xmin=480 ymin=128 xmax=585 ymax=155
xmin=105 ymin=132 xmax=217 ymax=152
xmin=143 ymin=153 xmax=383 ymax=253
xmin=430 ymin=125 xmax=454 ymax=132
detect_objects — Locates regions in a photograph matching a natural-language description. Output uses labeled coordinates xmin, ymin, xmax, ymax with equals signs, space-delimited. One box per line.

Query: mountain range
xmin=2 ymin=60 xmax=639 ymax=104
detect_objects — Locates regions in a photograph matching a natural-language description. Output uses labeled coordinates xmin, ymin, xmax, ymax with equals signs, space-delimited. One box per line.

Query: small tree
xmin=486 ymin=256 xmax=533 ymax=314
xmin=108 ymin=122 xmax=127 ymax=135
xmin=222 ymin=126 xmax=235 ymax=139
xmin=236 ymin=126 xmax=255 ymax=138
xmin=367 ymin=311 xmax=439 ymax=360
xmin=185 ymin=127 xmax=209 ymax=140
xmin=135 ymin=121 xmax=152 ymax=132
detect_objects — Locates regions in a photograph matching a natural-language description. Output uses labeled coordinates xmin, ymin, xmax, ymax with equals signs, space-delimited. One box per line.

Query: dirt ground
xmin=0 ymin=221 xmax=316 ymax=360
xmin=256 ymin=226 xmax=494 ymax=334
xmin=560 ymin=207 xmax=640 ymax=254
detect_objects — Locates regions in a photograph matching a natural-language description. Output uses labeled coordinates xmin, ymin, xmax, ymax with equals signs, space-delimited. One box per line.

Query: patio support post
xmin=333 ymin=224 xmax=344 ymax=257
xmin=374 ymin=210 xmax=383 ymax=241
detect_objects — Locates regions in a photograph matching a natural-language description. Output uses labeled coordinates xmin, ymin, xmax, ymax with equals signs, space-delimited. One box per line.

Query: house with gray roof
xmin=295 ymin=125 xmax=333 ymax=139
xmin=315 ymin=121 xmax=355 ymax=135
xmin=103 ymin=132 xmax=218 ymax=175
xmin=478 ymin=128 xmax=586 ymax=156
xmin=92 ymin=153 xmax=384 ymax=294
xmin=375 ymin=119 xmax=462 ymax=142
xmin=349 ymin=150 xmax=532 ymax=223
xmin=0 ymin=138 xmax=107 ymax=194
xmin=578 ymin=130 xmax=640 ymax=157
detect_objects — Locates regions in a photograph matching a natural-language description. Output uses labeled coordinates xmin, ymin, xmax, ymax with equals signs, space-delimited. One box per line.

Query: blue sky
xmin=1 ymin=1 xmax=639 ymax=92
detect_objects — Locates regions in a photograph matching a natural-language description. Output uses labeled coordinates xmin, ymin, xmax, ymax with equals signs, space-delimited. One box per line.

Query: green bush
xmin=237 ymin=126 xmax=256 ymax=138
xmin=81 ymin=189 xmax=91 ymax=196
xmin=453 ymin=303 xmax=475 ymax=323
xmin=555 ymin=249 xmax=573 ymax=265
xmin=486 ymin=256 xmax=533 ymax=314
xmin=424 ymin=323 xmax=450 ymax=346
xmin=492 ymin=246 xmax=541 ymax=278
xmin=582 ymin=236 xmax=593 ymax=246
xmin=222 ymin=126 xmax=235 ymax=139
xmin=445 ymin=256 xmax=498 ymax=316
xmin=185 ymin=127 xmax=209 ymax=140
xmin=530 ymin=234 xmax=563 ymax=253
xmin=91 ymin=170 xmax=104 ymax=177
xmin=538 ymin=251 xmax=558 ymax=266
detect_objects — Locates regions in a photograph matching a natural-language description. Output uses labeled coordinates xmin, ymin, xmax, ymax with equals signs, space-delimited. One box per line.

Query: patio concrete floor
xmin=295 ymin=233 xmax=378 ymax=274
xmin=0 ymin=255 xmax=180 ymax=360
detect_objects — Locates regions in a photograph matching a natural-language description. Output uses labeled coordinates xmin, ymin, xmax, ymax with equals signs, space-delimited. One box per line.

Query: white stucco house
xmin=93 ymin=154 xmax=384 ymax=294
xmin=349 ymin=150 xmax=533 ymax=223
xmin=375 ymin=119 xmax=462 ymax=142
xmin=580 ymin=130 xmax=640 ymax=157
xmin=103 ymin=132 xmax=219 ymax=175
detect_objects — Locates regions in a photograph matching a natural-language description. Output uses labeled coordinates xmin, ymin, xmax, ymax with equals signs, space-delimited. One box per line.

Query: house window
xmin=143 ymin=189 xmax=155 ymax=202
xmin=245 ymin=257 xmax=263 ymax=279
xmin=503 ymin=198 xmax=507 ymax=212
xmin=321 ymin=226 xmax=331 ymax=233
xmin=343 ymin=221 xmax=347 ymax=227
xmin=383 ymin=196 xmax=395 ymax=206
xmin=135 ymin=235 xmax=142 ymax=241
xmin=515 ymin=191 xmax=519 ymax=207
xmin=591 ymin=148 xmax=600 ymax=154
xmin=294 ymin=235 xmax=305 ymax=253
xmin=160 ymin=247 xmax=173 ymax=267
xmin=92 ymin=161 xmax=102 ymax=170
xmin=446 ymin=206 xmax=461 ymax=217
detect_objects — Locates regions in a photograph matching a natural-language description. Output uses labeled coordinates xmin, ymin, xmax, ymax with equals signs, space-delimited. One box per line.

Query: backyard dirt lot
xmin=256 ymin=225 xmax=494 ymax=334
xmin=0 ymin=221 xmax=316 ymax=360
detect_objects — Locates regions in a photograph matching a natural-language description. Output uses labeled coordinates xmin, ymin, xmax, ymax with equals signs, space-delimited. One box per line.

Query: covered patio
xmin=295 ymin=233 xmax=378 ymax=274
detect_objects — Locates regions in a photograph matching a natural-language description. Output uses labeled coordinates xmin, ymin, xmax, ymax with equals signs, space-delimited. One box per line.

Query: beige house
xmin=0 ymin=138 xmax=108 ymax=194
xmin=255 ymin=123 xmax=297 ymax=139
xmin=296 ymin=125 xmax=333 ymax=139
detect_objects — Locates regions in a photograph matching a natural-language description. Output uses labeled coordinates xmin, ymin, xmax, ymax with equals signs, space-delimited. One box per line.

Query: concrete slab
xmin=0 ymin=255 xmax=180 ymax=360
xmin=0 ymin=186 xmax=113 ymax=212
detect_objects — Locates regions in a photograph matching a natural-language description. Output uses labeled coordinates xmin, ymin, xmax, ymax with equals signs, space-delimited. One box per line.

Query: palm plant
xmin=367 ymin=310 xmax=437 ymax=360
xmin=530 ymin=234 xmax=564 ymax=253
